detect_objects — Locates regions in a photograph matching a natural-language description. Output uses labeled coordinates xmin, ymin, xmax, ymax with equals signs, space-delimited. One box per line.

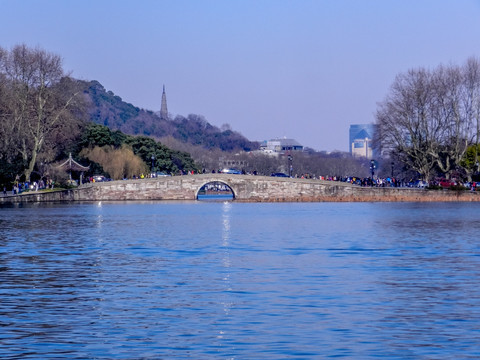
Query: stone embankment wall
xmin=0 ymin=189 xmax=76 ymax=204
xmin=1 ymin=174 xmax=480 ymax=203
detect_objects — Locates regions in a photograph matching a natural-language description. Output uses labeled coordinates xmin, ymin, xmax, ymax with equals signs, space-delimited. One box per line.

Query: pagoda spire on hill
xmin=160 ymin=85 xmax=169 ymax=120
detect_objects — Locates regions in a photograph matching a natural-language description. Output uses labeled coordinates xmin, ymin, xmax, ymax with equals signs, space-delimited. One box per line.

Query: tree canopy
xmin=80 ymin=124 xmax=197 ymax=179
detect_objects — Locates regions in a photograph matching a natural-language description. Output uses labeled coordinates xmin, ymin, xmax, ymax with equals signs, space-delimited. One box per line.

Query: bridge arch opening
xmin=197 ymin=181 xmax=235 ymax=201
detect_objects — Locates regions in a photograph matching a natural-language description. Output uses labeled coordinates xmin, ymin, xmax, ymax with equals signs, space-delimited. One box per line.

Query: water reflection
xmin=218 ymin=201 xmax=233 ymax=343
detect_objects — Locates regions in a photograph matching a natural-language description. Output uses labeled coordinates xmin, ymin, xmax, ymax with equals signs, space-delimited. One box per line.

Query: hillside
xmin=81 ymin=80 xmax=259 ymax=152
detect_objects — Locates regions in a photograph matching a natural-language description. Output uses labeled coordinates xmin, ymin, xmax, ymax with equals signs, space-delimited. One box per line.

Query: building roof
xmin=56 ymin=153 xmax=89 ymax=172
xmin=353 ymin=129 xmax=372 ymax=140
xmin=269 ymin=138 xmax=303 ymax=146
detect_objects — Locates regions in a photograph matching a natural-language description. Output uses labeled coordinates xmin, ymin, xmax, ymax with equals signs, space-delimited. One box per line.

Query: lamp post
xmin=370 ymin=159 xmax=376 ymax=186
xmin=391 ymin=161 xmax=394 ymax=178
xmin=288 ymin=154 xmax=293 ymax=177
xmin=151 ymin=154 xmax=155 ymax=174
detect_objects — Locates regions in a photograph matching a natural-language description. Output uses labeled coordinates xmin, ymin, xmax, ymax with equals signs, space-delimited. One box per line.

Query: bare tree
xmin=429 ymin=64 xmax=471 ymax=176
xmin=375 ymin=59 xmax=480 ymax=181
xmin=0 ymin=44 xmax=83 ymax=181
xmin=376 ymin=68 xmax=438 ymax=180
xmin=461 ymin=57 xmax=480 ymax=178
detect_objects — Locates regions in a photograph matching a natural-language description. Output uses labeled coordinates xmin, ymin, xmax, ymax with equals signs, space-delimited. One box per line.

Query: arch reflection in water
xmin=197 ymin=181 xmax=234 ymax=201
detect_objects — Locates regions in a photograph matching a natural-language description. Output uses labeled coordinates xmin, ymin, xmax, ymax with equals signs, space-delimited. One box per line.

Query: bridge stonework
xmin=2 ymin=174 xmax=480 ymax=203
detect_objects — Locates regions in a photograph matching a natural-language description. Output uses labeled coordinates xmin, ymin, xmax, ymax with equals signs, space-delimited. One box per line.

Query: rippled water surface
xmin=1 ymin=201 xmax=480 ymax=359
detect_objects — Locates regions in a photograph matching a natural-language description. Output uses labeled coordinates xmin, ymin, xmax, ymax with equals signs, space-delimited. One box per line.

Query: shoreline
xmin=1 ymin=186 xmax=480 ymax=204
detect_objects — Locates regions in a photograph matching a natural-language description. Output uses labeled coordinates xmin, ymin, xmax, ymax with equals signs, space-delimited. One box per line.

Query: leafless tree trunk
xmin=0 ymin=44 xmax=82 ymax=181
xmin=376 ymin=68 xmax=438 ymax=180
xmin=375 ymin=58 xmax=480 ymax=181
xmin=429 ymin=65 xmax=471 ymax=177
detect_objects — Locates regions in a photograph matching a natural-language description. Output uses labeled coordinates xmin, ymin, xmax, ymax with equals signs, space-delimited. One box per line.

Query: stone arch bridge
xmin=73 ymin=174 xmax=354 ymax=202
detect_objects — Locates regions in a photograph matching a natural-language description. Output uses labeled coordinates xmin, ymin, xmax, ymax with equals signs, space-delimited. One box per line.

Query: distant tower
xmin=160 ymin=85 xmax=169 ymax=120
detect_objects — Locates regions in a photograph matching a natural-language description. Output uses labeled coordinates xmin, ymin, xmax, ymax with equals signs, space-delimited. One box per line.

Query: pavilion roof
xmin=56 ymin=153 xmax=90 ymax=171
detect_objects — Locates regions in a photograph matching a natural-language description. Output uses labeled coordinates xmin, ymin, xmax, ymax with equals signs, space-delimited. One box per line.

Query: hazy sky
xmin=2 ymin=0 xmax=480 ymax=151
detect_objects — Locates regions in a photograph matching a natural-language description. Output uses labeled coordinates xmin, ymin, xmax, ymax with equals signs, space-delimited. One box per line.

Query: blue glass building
xmin=349 ymin=124 xmax=376 ymax=158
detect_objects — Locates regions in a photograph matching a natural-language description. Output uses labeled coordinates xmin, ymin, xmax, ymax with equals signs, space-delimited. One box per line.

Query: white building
xmin=351 ymin=137 xmax=372 ymax=158
xmin=260 ymin=138 xmax=303 ymax=154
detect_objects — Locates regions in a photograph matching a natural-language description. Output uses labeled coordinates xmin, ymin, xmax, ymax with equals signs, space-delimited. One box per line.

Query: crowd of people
xmin=3 ymin=179 xmax=55 ymax=196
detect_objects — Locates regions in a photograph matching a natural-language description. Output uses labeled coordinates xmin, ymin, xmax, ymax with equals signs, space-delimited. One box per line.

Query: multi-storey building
xmin=349 ymin=124 xmax=376 ymax=159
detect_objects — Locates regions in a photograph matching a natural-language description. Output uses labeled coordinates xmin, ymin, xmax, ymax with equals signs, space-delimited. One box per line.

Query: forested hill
xmin=81 ymin=80 xmax=259 ymax=152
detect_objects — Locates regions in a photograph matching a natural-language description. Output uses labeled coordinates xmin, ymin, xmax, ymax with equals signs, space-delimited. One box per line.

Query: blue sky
xmin=2 ymin=0 xmax=480 ymax=151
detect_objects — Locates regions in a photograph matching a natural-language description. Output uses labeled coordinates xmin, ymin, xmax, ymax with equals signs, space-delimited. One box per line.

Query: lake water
xmin=1 ymin=201 xmax=480 ymax=359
